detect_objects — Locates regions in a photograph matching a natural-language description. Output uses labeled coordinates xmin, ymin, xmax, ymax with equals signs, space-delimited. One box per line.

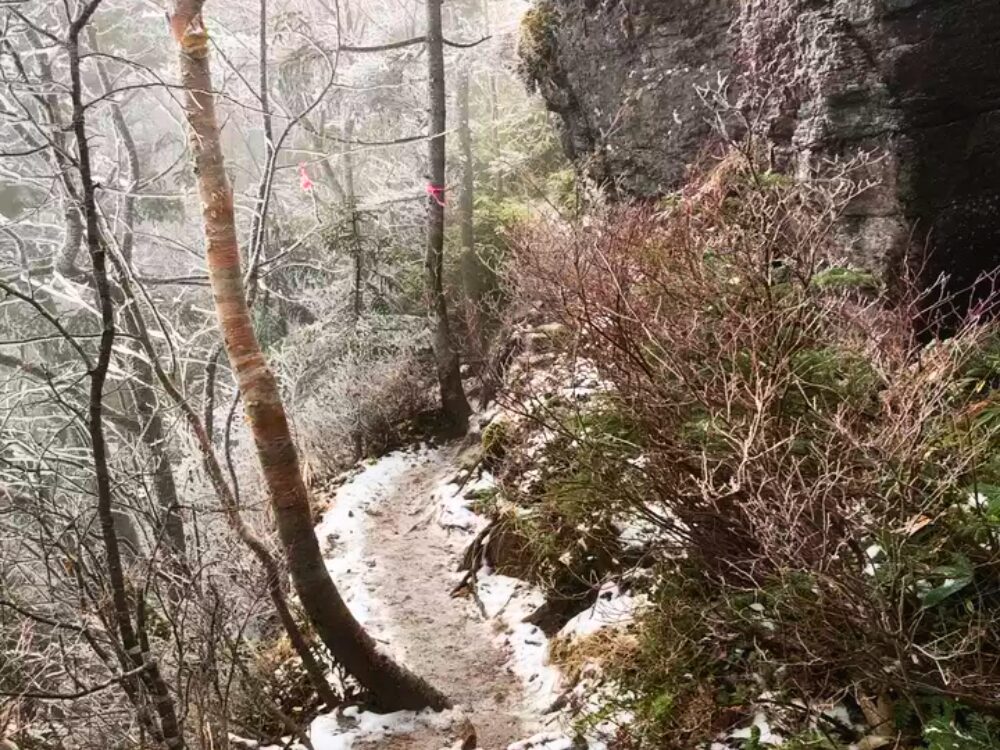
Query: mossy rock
xmin=786 ymin=345 xmax=880 ymax=412
xmin=481 ymin=418 xmax=512 ymax=467
xmin=756 ymin=169 xmax=794 ymax=190
xmin=525 ymin=322 xmax=570 ymax=355
xmin=520 ymin=2 xmax=557 ymax=53
xmin=518 ymin=1 xmax=559 ymax=90
xmin=456 ymin=442 xmax=483 ymax=471
xmin=485 ymin=517 xmax=535 ymax=578
xmin=465 ymin=485 xmax=500 ymax=515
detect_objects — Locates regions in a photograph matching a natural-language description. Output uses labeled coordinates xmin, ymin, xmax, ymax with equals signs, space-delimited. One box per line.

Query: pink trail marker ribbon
xmin=426 ymin=183 xmax=446 ymax=207
xmin=298 ymin=162 xmax=314 ymax=192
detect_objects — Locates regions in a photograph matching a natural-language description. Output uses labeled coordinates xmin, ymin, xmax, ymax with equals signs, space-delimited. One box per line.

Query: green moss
xmin=895 ymin=697 xmax=1000 ymax=750
xmin=956 ymin=331 xmax=1000 ymax=393
xmin=658 ymin=192 xmax=684 ymax=212
xmin=781 ymin=730 xmax=845 ymax=749
xmin=466 ymin=485 xmax=500 ymax=515
xmin=473 ymin=195 xmax=532 ymax=243
xmin=648 ymin=692 xmax=677 ymax=725
xmin=757 ymin=169 xmax=795 ymax=190
xmin=520 ymin=2 xmax=556 ymax=53
xmin=601 ymin=573 xmax=752 ymax=748
xmin=680 ymin=413 xmax=730 ymax=452
xmin=481 ymin=419 xmax=511 ymax=464
xmin=500 ymin=399 xmax=646 ymax=596
xmin=518 ymin=1 xmax=559 ymax=90
xmin=812 ymin=266 xmax=880 ymax=294
xmin=787 ymin=346 xmax=881 ymax=410
xmin=545 ymin=167 xmax=578 ymax=209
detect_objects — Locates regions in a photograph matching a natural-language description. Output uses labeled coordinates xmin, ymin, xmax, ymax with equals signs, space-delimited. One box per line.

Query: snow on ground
xmin=560 ymin=581 xmax=647 ymax=641
xmin=431 ymin=466 xmax=648 ymax=750
xmin=296 ymin=444 xmax=568 ymax=749
xmin=507 ymin=732 xmax=576 ymax=750
xmin=437 ymin=476 xmax=491 ymax=533
xmin=474 ymin=569 xmax=564 ymax=715
xmin=428 ymin=467 xmax=567 ymax=721
xmin=265 ymin=447 xmax=476 ymax=750
xmin=259 ymin=705 xmax=466 ymax=750
xmin=310 ymin=706 xmax=465 ymax=750
xmin=270 ymin=440 xmax=647 ymax=750
xmin=314 ymin=448 xmax=432 ymax=631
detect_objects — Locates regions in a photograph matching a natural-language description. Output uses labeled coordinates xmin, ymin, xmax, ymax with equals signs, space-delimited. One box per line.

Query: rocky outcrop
xmin=521 ymin=0 xmax=1000 ymax=287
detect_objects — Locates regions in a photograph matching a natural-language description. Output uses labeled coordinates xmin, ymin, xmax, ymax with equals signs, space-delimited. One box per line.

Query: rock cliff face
xmin=521 ymin=0 xmax=1000 ymax=287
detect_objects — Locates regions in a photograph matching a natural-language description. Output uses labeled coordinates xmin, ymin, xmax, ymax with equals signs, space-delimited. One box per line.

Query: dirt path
xmin=331 ymin=445 xmax=531 ymax=749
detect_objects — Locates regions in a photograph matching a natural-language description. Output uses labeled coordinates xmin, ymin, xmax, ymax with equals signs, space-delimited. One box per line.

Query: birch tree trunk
xmin=168 ymin=0 xmax=449 ymax=712
xmin=426 ymin=0 xmax=472 ymax=434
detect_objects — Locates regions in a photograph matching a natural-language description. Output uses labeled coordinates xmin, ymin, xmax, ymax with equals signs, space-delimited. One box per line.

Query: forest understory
xmin=5 ymin=1 xmax=1000 ymax=749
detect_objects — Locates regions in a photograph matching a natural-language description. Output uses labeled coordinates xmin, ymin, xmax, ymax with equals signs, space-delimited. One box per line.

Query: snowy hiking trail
xmin=313 ymin=443 xmax=539 ymax=749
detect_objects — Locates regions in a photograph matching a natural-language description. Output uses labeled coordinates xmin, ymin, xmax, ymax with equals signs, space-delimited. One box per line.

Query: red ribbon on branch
xmin=298 ymin=162 xmax=314 ymax=192
xmin=425 ymin=183 xmax=446 ymax=207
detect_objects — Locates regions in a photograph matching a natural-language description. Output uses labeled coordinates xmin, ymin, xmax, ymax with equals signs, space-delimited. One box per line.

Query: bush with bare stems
xmin=504 ymin=149 xmax=1000 ymax=747
xmin=276 ymin=313 xmax=438 ymax=473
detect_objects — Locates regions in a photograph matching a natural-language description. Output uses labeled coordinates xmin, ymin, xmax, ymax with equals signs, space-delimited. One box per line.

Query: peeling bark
xmin=168 ymin=1 xmax=450 ymax=711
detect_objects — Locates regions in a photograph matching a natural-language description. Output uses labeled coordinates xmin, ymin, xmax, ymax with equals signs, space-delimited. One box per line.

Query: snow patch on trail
xmin=307 ymin=445 xmax=561 ymax=749
xmin=276 ymin=447 xmax=474 ymax=750
xmin=561 ymin=582 xmax=647 ymax=641
xmin=259 ymin=705 xmax=466 ymax=750
xmin=314 ymin=449 xmax=428 ymax=631
xmin=507 ymin=731 xmax=576 ymax=750
xmin=277 ymin=443 xmax=642 ymax=750
xmin=437 ymin=484 xmax=489 ymax=533
xmin=432 ymin=468 xmax=644 ymax=750
xmin=310 ymin=706 xmax=465 ymax=750
xmin=429 ymin=471 xmax=565 ymax=718
xmin=474 ymin=570 xmax=563 ymax=715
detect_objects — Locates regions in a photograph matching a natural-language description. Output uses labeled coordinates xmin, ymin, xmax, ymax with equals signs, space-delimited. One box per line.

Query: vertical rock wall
xmin=521 ymin=0 xmax=1000 ymax=288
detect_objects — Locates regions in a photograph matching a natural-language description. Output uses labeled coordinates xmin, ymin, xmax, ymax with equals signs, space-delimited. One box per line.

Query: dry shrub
xmin=276 ymin=314 xmax=437 ymax=473
xmin=228 ymin=630 xmax=338 ymax=743
xmin=550 ymin=627 xmax=640 ymax=685
xmin=508 ymin=151 xmax=1000 ymax=739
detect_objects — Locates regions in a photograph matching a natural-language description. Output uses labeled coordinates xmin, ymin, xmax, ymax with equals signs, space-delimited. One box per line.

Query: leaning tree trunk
xmin=425 ymin=0 xmax=472 ymax=435
xmin=168 ymin=1 xmax=449 ymax=712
